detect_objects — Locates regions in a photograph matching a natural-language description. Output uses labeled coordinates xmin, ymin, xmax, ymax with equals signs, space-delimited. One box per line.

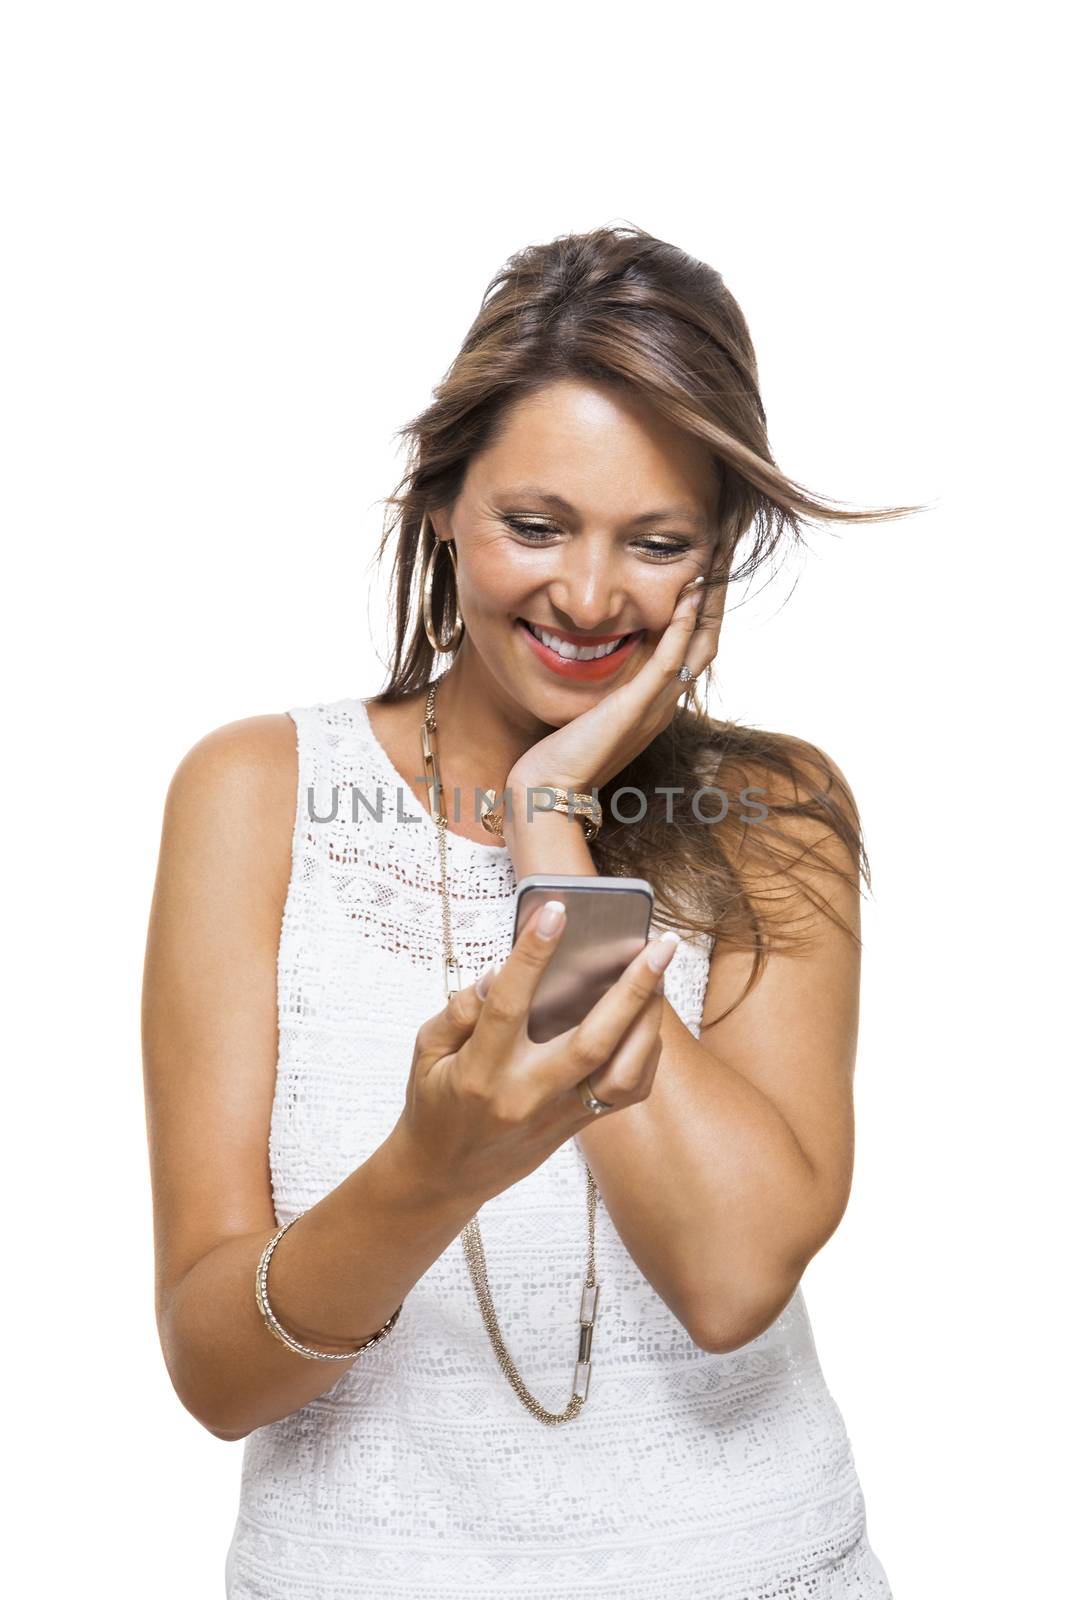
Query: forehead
xmin=470 ymin=379 xmax=718 ymax=514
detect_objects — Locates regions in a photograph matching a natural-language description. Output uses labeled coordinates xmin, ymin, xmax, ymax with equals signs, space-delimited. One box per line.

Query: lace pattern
xmin=225 ymin=693 xmax=892 ymax=1598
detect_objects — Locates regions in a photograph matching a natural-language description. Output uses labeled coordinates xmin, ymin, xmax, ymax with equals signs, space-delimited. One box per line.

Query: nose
xmin=546 ymin=548 xmax=629 ymax=634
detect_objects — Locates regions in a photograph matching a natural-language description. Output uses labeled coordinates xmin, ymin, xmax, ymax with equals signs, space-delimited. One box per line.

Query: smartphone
xmin=512 ymin=874 xmax=655 ymax=1044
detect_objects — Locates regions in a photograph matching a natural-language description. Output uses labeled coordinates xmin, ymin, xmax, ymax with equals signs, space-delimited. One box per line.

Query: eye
xmin=503 ymin=517 xmax=692 ymax=561
xmin=503 ymin=517 xmax=557 ymax=543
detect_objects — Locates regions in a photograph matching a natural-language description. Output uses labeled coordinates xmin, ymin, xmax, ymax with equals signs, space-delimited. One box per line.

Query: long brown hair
xmin=370 ymin=223 xmax=923 ymax=1022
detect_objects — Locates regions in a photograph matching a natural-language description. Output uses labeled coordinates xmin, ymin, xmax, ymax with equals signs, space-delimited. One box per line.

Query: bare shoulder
xmin=166 ymin=711 xmax=297 ymax=812
xmin=706 ymin=726 xmax=864 ymax=965
xmin=728 ymin=726 xmax=858 ymax=808
xmin=160 ymin=712 xmax=298 ymax=906
xmin=720 ymin=726 xmax=863 ymax=877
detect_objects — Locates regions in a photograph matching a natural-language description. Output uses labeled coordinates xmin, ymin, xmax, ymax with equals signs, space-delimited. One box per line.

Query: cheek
xmin=460 ymin=551 xmax=534 ymax=615
xmin=464 ymin=577 xmax=520 ymax=619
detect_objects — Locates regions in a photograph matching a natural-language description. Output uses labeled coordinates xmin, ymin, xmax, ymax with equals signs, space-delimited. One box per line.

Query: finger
xmin=622 ymin=570 xmax=722 ymax=709
xmin=674 ymin=572 xmax=724 ymax=661
xmin=477 ymin=898 xmax=568 ymax=1042
xmin=677 ymin=569 xmax=727 ymax=681
xmin=548 ymin=931 xmax=680 ymax=1092
xmin=415 ymin=963 xmax=495 ymax=1057
xmin=576 ymin=996 xmax=664 ymax=1112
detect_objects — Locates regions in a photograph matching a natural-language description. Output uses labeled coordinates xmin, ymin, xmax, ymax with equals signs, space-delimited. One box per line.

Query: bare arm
xmin=505 ymin=742 xmax=862 ymax=1354
xmin=141 ymin=715 xmax=481 ymax=1442
xmin=160 ymin=1127 xmax=480 ymax=1440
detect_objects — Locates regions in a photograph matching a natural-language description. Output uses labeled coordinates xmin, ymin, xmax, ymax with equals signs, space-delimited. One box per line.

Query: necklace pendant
xmin=444 ymin=959 xmax=462 ymax=998
xmin=573 ymin=1279 xmax=599 ymax=1400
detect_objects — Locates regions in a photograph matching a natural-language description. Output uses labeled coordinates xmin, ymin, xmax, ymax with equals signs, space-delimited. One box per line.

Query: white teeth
xmin=528 ymin=622 xmax=629 ymax=661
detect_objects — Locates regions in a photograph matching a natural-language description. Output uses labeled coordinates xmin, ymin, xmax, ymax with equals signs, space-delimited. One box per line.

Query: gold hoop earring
xmin=421 ymin=514 xmax=464 ymax=653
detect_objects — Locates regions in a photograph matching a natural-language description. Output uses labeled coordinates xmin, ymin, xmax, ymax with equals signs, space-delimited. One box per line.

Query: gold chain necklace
xmin=420 ymin=678 xmax=601 ymax=1424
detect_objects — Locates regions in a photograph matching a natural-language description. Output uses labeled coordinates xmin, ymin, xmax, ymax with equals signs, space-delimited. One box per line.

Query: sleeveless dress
xmin=225 ymin=693 xmax=894 ymax=1599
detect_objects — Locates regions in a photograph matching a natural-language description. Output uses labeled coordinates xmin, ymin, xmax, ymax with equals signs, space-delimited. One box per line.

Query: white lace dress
xmin=224 ymin=693 xmax=894 ymax=1599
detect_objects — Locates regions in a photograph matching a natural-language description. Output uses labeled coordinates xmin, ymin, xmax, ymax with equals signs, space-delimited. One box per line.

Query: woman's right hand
xmin=394 ymin=901 xmax=681 ymax=1204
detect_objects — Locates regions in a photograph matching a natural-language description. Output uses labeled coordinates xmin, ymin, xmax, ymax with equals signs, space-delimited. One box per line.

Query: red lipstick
xmin=516 ymin=618 xmax=642 ymax=682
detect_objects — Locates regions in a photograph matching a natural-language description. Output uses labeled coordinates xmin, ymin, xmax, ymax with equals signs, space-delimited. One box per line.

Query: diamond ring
xmin=677 ymin=664 xmax=694 ymax=683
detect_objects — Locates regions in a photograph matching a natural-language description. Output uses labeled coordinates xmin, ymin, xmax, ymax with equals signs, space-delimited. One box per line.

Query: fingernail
xmin=654 ymin=975 xmax=665 ymax=995
xmin=475 ymin=962 xmax=496 ymax=999
xmin=646 ymin=930 xmax=681 ymax=973
xmin=678 ymin=575 xmax=706 ymax=598
xmin=537 ymin=900 xmax=566 ymax=938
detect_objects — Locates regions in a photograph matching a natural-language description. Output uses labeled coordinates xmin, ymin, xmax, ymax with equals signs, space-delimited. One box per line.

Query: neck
xmin=431 ymin=643 xmax=553 ymax=786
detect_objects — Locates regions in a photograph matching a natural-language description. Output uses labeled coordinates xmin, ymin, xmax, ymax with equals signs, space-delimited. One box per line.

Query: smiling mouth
xmin=518 ymin=618 xmax=641 ymax=661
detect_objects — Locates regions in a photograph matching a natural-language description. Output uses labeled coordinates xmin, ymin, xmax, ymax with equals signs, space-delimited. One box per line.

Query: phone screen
xmin=512 ymin=875 xmax=654 ymax=1043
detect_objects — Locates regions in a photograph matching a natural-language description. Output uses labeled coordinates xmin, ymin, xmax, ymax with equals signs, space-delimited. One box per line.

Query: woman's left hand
xmin=507 ymin=564 xmax=727 ymax=798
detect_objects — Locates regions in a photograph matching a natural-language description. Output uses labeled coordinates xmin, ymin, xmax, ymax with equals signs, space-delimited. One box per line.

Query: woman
xmin=142 ymin=224 xmax=909 ymax=1596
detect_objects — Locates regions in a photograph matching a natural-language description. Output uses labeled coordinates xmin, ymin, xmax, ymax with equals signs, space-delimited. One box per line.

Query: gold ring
xmin=577 ymin=1077 xmax=614 ymax=1115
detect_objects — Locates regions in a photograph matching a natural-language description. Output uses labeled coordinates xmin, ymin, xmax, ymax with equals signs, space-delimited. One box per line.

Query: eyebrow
xmin=497 ymin=485 xmax=709 ymax=529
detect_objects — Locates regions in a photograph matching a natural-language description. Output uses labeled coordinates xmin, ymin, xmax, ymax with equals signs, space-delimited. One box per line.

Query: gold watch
xmin=480 ymin=785 xmax=602 ymax=842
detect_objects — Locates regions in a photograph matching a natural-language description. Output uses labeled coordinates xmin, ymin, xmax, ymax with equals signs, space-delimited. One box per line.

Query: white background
xmin=3 ymin=3 xmax=1061 ymax=1594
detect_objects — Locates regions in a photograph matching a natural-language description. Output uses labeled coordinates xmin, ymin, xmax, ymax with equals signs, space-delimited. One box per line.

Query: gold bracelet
xmin=254 ymin=1216 xmax=404 ymax=1362
xmin=480 ymin=785 xmax=602 ymax=841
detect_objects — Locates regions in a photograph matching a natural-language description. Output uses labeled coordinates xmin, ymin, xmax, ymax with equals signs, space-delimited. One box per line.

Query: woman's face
xmin=433 ymin=377 xmax=723 ymax=724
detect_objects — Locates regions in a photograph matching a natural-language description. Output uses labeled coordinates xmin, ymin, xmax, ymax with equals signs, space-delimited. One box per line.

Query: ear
xmin=429 ymin=509 xmax=454 ymax=542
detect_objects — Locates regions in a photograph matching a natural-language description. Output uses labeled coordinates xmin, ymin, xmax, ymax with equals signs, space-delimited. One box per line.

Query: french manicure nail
xmin=537 ymin=900 xmax=566 ymax=938
xmin=678 ymin=575 xmax=706 ymax=597
xmin=646 ymin=930 xmax=681 ymax=972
